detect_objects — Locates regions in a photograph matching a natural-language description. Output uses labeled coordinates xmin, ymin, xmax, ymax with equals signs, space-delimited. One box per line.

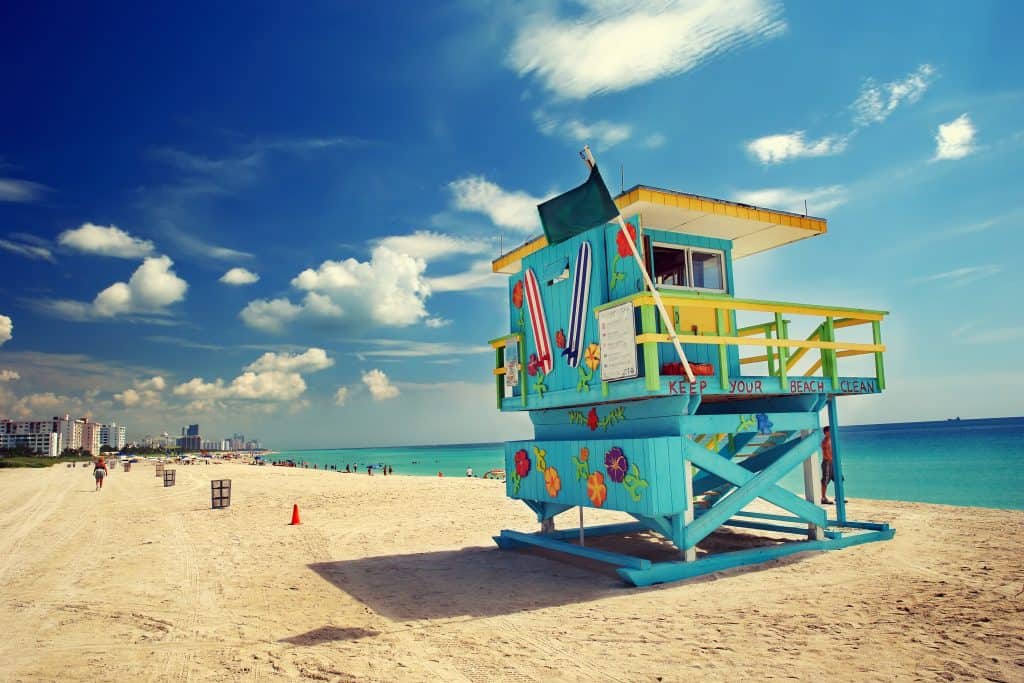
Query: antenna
xmin=804 ymin=199 xmax=808 ymax=216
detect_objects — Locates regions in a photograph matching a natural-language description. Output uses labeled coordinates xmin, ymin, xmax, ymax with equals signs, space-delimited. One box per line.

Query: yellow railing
xmin=596 ymin=291 xmax=887 ymax=393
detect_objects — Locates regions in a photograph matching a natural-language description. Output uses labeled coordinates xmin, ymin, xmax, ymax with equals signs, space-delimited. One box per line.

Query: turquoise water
xmin=273 ymin=417 xmax=1024 ymax=511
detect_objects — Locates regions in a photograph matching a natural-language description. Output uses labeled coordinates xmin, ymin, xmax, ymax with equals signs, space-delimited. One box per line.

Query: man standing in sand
xmin=93 ymin=457 xmax=108 ymax=492
xmin=820 ymin=426 xmax=834 ymax=505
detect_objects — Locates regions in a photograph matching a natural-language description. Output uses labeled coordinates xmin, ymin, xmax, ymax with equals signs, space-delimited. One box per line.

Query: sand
xmin=0 ymin=461 xmax=1021 ymax=682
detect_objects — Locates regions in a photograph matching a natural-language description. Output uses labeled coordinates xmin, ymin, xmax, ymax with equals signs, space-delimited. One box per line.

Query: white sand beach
xmin=0 ymin=461 xmax=1021 ymax=682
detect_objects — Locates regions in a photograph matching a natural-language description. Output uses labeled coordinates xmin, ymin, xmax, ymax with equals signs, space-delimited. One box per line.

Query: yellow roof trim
xmin=491 ymin=185 xmax=827 ymax=274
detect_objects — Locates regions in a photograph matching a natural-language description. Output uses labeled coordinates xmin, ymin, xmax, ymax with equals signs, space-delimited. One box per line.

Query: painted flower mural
xmin=544 ymin=467 xmax=561 ymax=498
xmin=584 ymin=344 xmax=601 ymax=371
xmin=512 ymin=280 xmax=524 ymax=309
xmin=514 ymin=449 xmax=531 ymax=478
xmin=527 ymin=353 xmax=541 ymax=376
xmin=587 ymin=471 xmax=608 ymax=507
xmin=616 ymin=222 xmax=638 ymax=258
xmin=605 ymin=447 xmax=628 ymax=483
xmin=555 ymin=329 xmax=566 ymax=349
xmin=587 ymin=407 xmax=599 ymax=431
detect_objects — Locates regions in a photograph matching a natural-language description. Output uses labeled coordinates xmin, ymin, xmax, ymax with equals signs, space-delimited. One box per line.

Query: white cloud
xmin=746 ymin=131 xmax=849 ymax=164
xmin=374 ymin=231 xmax=492 ymax=261
xmin=241 ymin=246 xmax=431 ymax=333
xmin=0 ymin=178 xmax=49 ymax=203
xmin=114 ymin=375 xmax=167 ymax=407
xmin=508 ymin=0 xmax=786 ymax=99
xmin=334 ymin=386 xmax=350 ymax=406
xmin=425 ymin=317 xmax=451 ymax=328
xmin=534 ymin=110 xmax=634 ymax=150
xmin=642 ymin=133 xmax=668 ymax=149
xmin=852 ymin=64 xmax=936 ymax=126
xmin=0 ymin=369 xmax=19 ymax=382
xmin=173 ymin=371 xmax=307 ymax=402
xmin=733 ymin=185 xmax=848 ymax=215
xmin=362 ymin=369 xmax=400 ymax=400
xmin=42 ymin=256 xmax=188 ymax=321
xmin=219 ymin=267 xmax=260 ymax=285
xmin=162 ymin=225 xmax=254 ymax=261
xmin=245 ymin=348 xmax=334 ymax=374
xmin=58 ymin=223 xmax=155 ymax=258
xmin=238 ymin=298 xmax=303 ymax=333
xmin=448 ymin=176 xmax=545 ymax=232
xmin=934 ymin=114 xmax=978 ymax=161
xmin=355 ymin=339 xmax=491 ymax=360
xmin=0 ymin=314 xmax=10 ymax=346
xmin=428 ymin=259 xmax=506 ymax=292
xmin=910 ymin=264 xmax=999 ymax=287
xmin=0 ymin=237 xmax=54 ymax=261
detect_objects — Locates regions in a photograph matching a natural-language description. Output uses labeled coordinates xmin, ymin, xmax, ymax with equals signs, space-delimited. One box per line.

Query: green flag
xmin=537 ymin=164 xmax=619 ymax=245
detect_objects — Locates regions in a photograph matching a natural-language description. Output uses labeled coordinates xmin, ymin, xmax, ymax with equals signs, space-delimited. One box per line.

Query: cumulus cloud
xmin=173 ymin=371 xmax=307 ymax=402
xmin=853 ymin=64 xmax=936 ymax=126
xmin=219 ymin=267 xmax=260 ymax=285
xmin=0 ymin=178 xmax=49 ymax=203
xmin=428 ymin=259 xmax=506 ymax=292
xmin=46 ymin=256 xmax=188 ymax=320
xmin=425 ymin=317 xmax=451 ymax=328
xmin=733 ymin=185 xmax=848 ymax=215
xmin=245 ymin=348 xmax=334 ymax=374
xmin=334 ymin=386 xmax=350 ymax=406
xmin=746 ymin=131 xmax=849 ymax=164
xmin=0 ymin=369 xmax=20 ymax=382
xmin=58 ymin=223 xmax=155 ymax=258
xmin=115 ymin=375 xmax=167 ymax=407
xmin=0 ymin=237 xmax=54 ymax=262
xmin=241 ymin=246 xmax=431 ymax=333
xmin=508 ymin=0 xmax=785 ymax=99
xmin=0 ymin=314 xmax=10 ymax=346
xmin=934 ymin=114 xmax=978 ymax=161
xmin=448 ymin=177 xmax=545 ymax=232
xmin=362 ymin=369 xmax=399 ymax=400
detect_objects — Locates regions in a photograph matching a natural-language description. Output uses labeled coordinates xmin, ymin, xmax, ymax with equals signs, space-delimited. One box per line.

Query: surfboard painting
xmin=562 ymin=240 xmax=591 ymax=368
xmin=523 ymin=268 xmax=553 ymax=375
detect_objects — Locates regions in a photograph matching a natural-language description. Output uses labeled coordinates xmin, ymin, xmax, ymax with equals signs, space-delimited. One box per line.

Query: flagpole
xmin=581 ymin=146 xmax=696 ymax=384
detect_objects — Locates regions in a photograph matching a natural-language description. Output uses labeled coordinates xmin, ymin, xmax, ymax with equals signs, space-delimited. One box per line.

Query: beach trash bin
xmin=163 ymin=469 xmax=176 ymax=487
xmin=155 ymin=463 xmax=164 ymax=477
xmin=211 ymin=479 xmax=231 ymax=509
xmin=123 ymin=462 xmax=132 ymax=472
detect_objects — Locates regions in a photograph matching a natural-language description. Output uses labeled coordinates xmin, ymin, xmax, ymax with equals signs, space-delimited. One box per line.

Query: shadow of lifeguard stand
xmin=489 ymin=185 xmax=893 ymax=586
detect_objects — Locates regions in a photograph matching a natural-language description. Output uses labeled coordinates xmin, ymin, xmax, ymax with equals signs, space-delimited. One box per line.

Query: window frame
xmin=650 ymin=241 xmax=728 ymax=293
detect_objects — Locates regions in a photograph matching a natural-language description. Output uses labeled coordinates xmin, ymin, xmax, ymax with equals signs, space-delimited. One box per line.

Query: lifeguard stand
xmin=489 ymin=185 xmax=893 ymax=586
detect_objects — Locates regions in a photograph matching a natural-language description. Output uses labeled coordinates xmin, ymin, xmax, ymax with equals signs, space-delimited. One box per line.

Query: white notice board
xmin=597 ymin=301 xmax=638 ymax=382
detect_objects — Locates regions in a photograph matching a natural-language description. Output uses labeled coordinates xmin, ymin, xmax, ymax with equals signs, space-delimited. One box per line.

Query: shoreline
xmin=0 ymin=462 xmax=1021 ymax=681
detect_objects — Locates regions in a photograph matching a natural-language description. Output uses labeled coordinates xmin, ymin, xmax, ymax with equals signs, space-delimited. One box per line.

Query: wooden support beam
xmin=716 ymin=308 xmax=729 ymax=390
xmin=640 ymin=304 xmax=661 ymax=392
xmin=872 ymin=320 xmax=886 ymax=390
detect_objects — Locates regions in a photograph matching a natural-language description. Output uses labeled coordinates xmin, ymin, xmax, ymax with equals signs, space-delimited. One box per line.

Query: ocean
xmin=273 ymin=416 xmax=1024 ymax=511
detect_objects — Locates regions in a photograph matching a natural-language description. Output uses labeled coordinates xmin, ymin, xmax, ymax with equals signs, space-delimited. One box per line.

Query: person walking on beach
xmin=820 ymin=426 xmax=834 ymax=505
xmin=93 ymin=457 xmax=108 ymax=492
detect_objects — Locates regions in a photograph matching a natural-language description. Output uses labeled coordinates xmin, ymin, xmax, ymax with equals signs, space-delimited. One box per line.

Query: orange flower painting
xmin=544 ymin=466 xmax=562 ymax=498
xmin=587 ymin=471 xmax=607 ymax=507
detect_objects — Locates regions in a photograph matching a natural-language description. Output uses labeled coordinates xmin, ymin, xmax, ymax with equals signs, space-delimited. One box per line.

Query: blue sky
xmin=1 ymin=1 xmax=1022 ymax=447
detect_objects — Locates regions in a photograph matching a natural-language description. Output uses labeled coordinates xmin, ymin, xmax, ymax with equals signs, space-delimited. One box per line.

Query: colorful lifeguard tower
xmin=489 ymin=175 xmax=894 ymax=586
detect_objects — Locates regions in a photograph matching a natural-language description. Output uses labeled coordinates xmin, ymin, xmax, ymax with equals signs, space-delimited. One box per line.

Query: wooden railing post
xmin=715 ymin=308 xmax=729 ymax=390
xmin=766 ymin=322 xmax=777 ymax=377
xmin=872 ymin=321 xmax=886 ymax=390
xmin=640 ymin=304 xmax=661 ymax=391
xmin=824 ymin=316 xmax=839 ymax=387
xmin=495 ymin=345 xmax=504 ymax=409
xmin=775 ymin=312 xmax=788 ymax=391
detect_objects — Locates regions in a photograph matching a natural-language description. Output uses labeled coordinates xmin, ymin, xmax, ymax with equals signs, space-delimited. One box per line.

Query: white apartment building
xmin=57 ymin=414 xmax=83 ymax=452
xmin=100 ymin=423 xmax=127 ymax=450
xmin=0 ymin=418 xmax=63 ymax=456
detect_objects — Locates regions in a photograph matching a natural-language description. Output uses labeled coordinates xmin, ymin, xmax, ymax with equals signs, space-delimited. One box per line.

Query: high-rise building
xmin=80 ymin=418 xmax=102 ymax=455
xmin=57 ymin=414 xmax=83 ymax=452
xmin=187 ymin=423 xmax=200 ymax=437
xmin=100 ymin=423 xmax=127 ymax=450
xmin=0 ymin=419 xmax=62 ymax=455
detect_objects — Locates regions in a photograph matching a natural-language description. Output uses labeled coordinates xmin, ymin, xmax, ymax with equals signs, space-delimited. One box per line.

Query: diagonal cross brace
xmin=681 ymin=434 xmax=825 ymax=549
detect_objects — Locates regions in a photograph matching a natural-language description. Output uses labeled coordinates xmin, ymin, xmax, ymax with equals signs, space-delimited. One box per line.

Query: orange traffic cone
xmin=290 ymin=504 xmax=301 ymax=525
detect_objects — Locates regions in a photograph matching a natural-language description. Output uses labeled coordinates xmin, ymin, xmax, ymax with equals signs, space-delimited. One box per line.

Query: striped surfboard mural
xmin=562 ymin=240 xmax=591 ymax=368
xmin=523 ymin=268 xmax=553 ymax=375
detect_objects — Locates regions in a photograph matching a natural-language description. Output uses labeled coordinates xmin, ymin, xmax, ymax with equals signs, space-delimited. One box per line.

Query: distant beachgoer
xmin=367 ymin=465 xmax=372 ymax=476
xmin=345 ymin=464 xmax=350 ymax=473
xmin=820 ymin=426 xmax=834 ymax=505
xmin=466 ymin=467 xmax=474 ymax=478
xmin=382 ymin=466 xmax=387 ymax=476
xmin=93 ymin=457 xmax=108 ymax=491
xmin=387 ymin=466 xmax=393 ymax=475
xmin=437 ymin=471 xmax=443 ymax=477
